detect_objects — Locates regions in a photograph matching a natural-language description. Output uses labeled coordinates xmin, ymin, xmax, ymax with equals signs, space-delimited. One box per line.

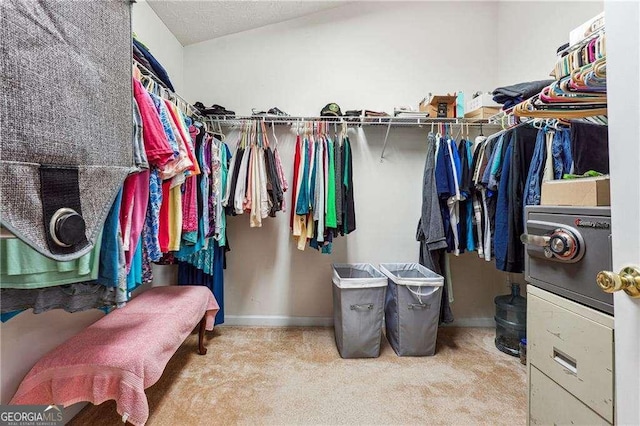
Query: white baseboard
xmin=443 ymin=318 xmax=496 ymax=328
xmin=221 ymin=315 xmax=494 ymax=328
xmin=221 ymin=315 xmax=334 ymax=327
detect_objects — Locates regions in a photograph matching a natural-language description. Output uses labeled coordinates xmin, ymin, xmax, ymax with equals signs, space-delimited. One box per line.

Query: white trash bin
xmin=380 ymin=263 xmax=444 ymax=356
xmin=332 ymin=263 xmax=387 ymax=358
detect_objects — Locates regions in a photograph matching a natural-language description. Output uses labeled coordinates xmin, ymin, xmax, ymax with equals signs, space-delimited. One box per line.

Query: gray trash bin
xmin=332 ymin=263 xmax=387 ymax=358
xmin=380 ymin=263 xmax=444 ymax=356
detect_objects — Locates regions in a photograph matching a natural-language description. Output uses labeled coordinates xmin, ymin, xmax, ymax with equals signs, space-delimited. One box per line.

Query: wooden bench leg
xmin=198 ymin=316 xmax=207 ymax=355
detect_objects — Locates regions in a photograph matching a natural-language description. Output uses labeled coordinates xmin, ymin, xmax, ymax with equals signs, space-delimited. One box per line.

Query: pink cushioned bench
xmin=10 ymin=285 xmax=219 ymax=426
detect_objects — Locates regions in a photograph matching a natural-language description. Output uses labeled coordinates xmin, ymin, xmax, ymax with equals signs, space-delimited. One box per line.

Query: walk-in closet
xmin=1 ymin=1 xmax=639 ymax=425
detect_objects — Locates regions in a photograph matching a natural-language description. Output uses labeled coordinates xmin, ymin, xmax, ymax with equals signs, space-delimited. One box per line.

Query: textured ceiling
xmin=147 ymin=1 xmax=351 ymax=46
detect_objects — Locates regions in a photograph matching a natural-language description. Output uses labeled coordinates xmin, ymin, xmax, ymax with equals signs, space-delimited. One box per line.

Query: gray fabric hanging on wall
xmin=0 ymin=0 xmax=134 ymax=261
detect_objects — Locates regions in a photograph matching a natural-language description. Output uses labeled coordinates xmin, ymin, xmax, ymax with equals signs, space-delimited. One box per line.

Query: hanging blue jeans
xmin=552 ymin=129 xmax=573 ymax=179
xmin=523 ymin=129 xmax=547 ymax=207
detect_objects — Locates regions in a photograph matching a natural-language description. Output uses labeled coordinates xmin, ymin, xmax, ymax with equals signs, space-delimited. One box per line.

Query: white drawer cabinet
xmin=527 ymin=285 xmax=615 ymax=425
xmin=530 ymin=366 xmax=609 ymax=425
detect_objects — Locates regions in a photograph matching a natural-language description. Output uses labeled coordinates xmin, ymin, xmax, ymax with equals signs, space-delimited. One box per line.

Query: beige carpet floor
xmin=70 ymin=327 xmax=526 ymax=425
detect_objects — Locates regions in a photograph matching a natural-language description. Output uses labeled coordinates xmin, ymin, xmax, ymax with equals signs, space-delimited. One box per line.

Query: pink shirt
xmin=132 ymin=78 xmax=174 ymax=167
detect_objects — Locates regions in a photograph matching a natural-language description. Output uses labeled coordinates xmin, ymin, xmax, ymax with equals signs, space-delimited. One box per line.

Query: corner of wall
xmin=132 ymin=0 xmax=185 ymax=93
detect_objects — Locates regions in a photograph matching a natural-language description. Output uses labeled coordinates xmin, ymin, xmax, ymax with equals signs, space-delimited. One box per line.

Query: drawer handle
xmin=553 ymin=347 xmax=577 ymax=375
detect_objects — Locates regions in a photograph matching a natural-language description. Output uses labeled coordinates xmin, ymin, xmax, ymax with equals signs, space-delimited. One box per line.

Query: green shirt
xmin=1 ymin=234 xmax=101 ymax=289
xmin=325 ymin=137 xmax=337 ymax=228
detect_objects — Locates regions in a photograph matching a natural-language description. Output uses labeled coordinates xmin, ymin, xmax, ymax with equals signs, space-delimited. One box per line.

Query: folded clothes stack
xmin=193 ymin=102 xmax=236 ymax=117
xmin=343 ymin=109 xmax=391 ymax=121
xmin=320 ymin=103 xmax=390 ymax=120
xmin=393 ymin=106 xmax=429 ymax=118
xmin=251 ymin=107 xmax=290 ymax=117
xmin=492 ymin=80 xmax=554 ymax=110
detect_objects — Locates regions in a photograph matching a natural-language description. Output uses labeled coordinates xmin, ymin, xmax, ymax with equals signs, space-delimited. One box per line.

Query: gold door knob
xmin=597 ymin=266 xmax=640 ymax=298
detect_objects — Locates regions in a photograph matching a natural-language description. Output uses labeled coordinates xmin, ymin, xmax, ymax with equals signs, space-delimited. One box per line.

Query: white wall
xmin=183 ymin=1 xmax=500 ymax=116
xmin=0 ymin=1 xmax=184 ymax=414
xmin=132 ymin=0 xmax=184 ymax=92
xmin=497 ymin=1 xmax=604 ymax=85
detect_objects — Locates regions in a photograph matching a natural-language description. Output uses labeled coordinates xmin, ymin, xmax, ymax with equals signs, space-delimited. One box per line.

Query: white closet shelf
xmin=206 ymin=115 xmax=497 ymax=127
xmin=206 ymin=115 xmax=500 ymax=162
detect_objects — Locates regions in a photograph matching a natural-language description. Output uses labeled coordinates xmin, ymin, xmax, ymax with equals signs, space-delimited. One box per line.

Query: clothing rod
xmin=205 ymin=115 xmax=499 ymax=127
xmin=484 ymin=118 xmax=536 ymax=141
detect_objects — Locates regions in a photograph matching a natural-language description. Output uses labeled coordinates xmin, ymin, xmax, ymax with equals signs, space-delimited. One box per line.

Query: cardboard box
xmin=464 ymin=106 xmax=501 ymax=119
xmin=541 ymin=176 xmax=610 ymax=206
xmin=466 ymin=94 xmax=500 ymax=113
xmin=420 ymin=95 xmax=457 ymax=118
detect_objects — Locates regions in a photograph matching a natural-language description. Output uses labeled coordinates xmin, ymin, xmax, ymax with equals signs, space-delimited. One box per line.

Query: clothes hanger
xmin=271 ymin=119 xmax=278 ymax=148
xmin=133 ymin=64 xmax=142 ymax=80
xmin=216 ymin=120 xmax=226 ymax=142
xmin=262 ymin=118 xmax=270 ymax=149
xmin=253 ymin=120 xmax=258 ymax=147
xmin=201 ymin=117 xmax=209 ymax=134
xmin=256 ymin=119 xmax=262 ymax=148
xmin=241 ymin=121 xmax=247 ymax=149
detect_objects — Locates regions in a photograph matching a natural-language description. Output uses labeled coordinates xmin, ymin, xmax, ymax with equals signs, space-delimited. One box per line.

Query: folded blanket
xmin=493 ymin=80 xmax=555 ymax=108
xmin=10 ymin=286 xmax=219 ymax=426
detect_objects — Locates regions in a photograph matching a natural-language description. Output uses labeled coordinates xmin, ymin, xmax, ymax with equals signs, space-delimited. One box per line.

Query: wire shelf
xmin=204 ymin=114 xmax=500 ymax=127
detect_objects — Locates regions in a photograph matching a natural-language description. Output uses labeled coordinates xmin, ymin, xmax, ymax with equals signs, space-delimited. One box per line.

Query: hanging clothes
xmin=494 ymin=139 xmax=514 ymax=271
xmin=0 ymin=235 xmax=101 ymax=289
xmin=1 ymin=42 xmax=233 ymax=321
xmin=523 ymin=129 xmax=548 ymax=207
xmin=1 ymin=282 xmax=122 ymax=316
xmin=506 ymin=126 xmax=538 ymax=273
xmin=570 ymin=121 xmax=609 ymax=174
xmin=464 ymin=121 xmax=573 ymax=274
xmin=417 ymin=132 xmax=448 ymax=252
xmin=417 ymin=131 xmax=452 ymax=324
xmin=551 ymin=129 xmax=573 ymax=178
xmin=222 ymin=122 xmax=286 ymax=226
xmin=341 ymin=135 xmax=356 ymax=235
xmin=291 ymin=124 xmax=355 ymax=253
xmin=131 ymin=70 xmax=231 ymax=312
